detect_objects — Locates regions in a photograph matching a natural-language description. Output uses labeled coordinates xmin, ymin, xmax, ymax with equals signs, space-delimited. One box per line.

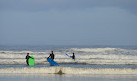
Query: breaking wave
xmin=0 ymin=67 xmax=137 ymax=74
xmin=0 ymin=48 xmax=137 ymax=65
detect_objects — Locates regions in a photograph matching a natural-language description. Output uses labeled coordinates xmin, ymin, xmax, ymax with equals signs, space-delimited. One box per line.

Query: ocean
xmin=0 ymin=45 xmax=137 ymax=81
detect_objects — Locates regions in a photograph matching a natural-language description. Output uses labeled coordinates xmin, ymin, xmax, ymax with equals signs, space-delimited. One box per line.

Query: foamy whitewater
xmin=0 ymin=67 xmax=137 ymax=74
xmin=0 ymin=45 xmax=137 ymax=74
xmin=1 ymin=47 xmax=137 ymax=65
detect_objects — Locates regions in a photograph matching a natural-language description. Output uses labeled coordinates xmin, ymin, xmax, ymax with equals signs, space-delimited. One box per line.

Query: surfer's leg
xmin=26 ymin=60 xmax=29 ymax=65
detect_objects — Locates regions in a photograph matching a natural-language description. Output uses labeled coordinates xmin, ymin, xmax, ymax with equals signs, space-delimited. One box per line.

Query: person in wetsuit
xmin=48 ymin=51 xmax=55 ymax=60
xmin=25 ymin=53 xmax=31 ymax=65
xmin=71 ymin=53 xmax=75 ymax=60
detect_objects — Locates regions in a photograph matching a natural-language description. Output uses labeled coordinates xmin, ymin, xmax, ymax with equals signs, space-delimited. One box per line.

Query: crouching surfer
xmin=47 ymin=51 xmax=55 ymax=60
xmin=25 ymin=53 xmax=33 ymax=65
xmin=71 ymin=53 xmax=75 ymax=60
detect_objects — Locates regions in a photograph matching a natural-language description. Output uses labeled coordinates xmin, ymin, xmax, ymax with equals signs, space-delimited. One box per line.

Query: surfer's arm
xmin=29 ymin=56 xmax=34 ymax=59
xmin=48 ymin=54 xmax=51 ymax=58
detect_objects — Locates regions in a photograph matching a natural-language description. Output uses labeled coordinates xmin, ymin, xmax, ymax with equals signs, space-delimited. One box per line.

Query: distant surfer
xmin=71 ymin=53 xmax=75 ymax=60
xmin=48 ymin=51 xmax=55 ymax=60
xmin=25 ymin=53 xmax=32 ymax=65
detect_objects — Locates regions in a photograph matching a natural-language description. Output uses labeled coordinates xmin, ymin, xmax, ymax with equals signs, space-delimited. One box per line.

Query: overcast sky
xmin=0 ymin=0 xmax=137 ymax=45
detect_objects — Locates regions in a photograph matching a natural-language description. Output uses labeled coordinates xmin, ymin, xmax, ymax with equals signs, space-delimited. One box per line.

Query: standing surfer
xmin=25 ymin=53 xmax=31 ymax=65
xmin=48 ymin=51 xmax=55 ymax=60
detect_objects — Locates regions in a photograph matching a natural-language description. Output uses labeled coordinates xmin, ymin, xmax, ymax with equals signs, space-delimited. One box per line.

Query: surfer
xmin=25 ymin=53 xmax=32 ymax=65
xmin=48 ymin=51 xmax=55 ymax=60
xmin=71 ymin=53 xmax=75 ymax=60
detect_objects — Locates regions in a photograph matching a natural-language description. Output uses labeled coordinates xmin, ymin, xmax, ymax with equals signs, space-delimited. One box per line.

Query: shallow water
xmin=0 ymin=64 xmax=137 ymax=69
xmin=1 ymin=46 xmax=137 ymax=65
xmin=0 ymin=74 xmax=137 ymax=81
xmin=1 ymin=45 xmax=137 ymax=80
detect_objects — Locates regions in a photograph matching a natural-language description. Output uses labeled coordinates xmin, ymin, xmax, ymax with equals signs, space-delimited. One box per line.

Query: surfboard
xmin=47 ymin=58 xmax=59 ymax=66
xmin=66 ymin=53 xmax=75 ymax=60
xmin=28 ymin=56 xmax=35 ymax=66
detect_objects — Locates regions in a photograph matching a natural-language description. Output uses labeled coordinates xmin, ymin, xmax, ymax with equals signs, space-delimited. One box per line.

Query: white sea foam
xmin=0 ymin=48 xmax=137 ymax=65
xmin=0 ymin=67 xmax=137 ymax=74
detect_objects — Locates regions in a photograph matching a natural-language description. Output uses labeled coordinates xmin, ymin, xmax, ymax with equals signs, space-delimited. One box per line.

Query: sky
xmin=0 ymin=0 xmax=137 ymax=45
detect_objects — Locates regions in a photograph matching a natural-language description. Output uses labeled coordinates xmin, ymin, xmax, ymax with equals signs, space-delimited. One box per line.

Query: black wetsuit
xmin=48 ymin=53 xmax=54 ymax=60
xmin=26 ymin=55 xmax=31 ymax=65
xmin=72 ymin=54 xmax=75 ymax=60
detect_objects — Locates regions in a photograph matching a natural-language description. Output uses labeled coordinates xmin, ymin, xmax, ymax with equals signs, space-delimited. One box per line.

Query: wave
xmin=69 ymin=48 xmax=137 ymax=55
xmin=0 ymin=67 xmax=137 ymax=74
xmin=0 ymin=48 xmax=137 ymax=65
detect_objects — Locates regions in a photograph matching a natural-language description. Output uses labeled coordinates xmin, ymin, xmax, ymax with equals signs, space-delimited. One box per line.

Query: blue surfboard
xmin=47 ymin=58 xmax=59 ymax=66
xmin=66 ymin=53 xmax=75 ymax=60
